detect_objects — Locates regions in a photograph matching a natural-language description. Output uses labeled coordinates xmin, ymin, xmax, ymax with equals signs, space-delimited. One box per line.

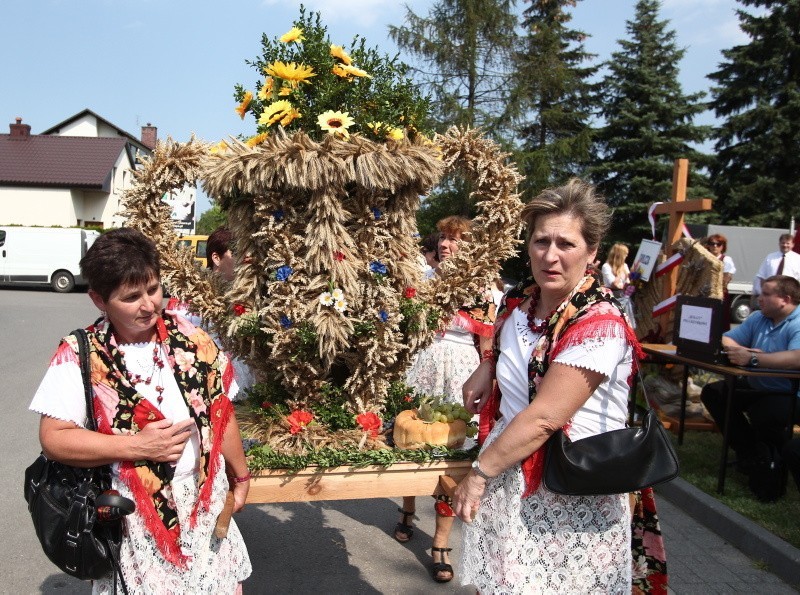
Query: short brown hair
xmin=705 ymin=234 xmax=727 ymax=252
xmin=207 ymin=226 xmax=233 ymax=270
xmin=764 ymin=275 xmax=800 ymax=304
xmin=80 ymin=228 xmax=160 ymax=301
xmin=521 ymin=178 xmax=610 ymax=249
xmin=436 ymin=216 xmax=472 ymax=241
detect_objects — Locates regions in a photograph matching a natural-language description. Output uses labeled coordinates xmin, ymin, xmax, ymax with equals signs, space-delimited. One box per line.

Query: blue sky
xmin=2 ymin=0 xmax=747 ymax=215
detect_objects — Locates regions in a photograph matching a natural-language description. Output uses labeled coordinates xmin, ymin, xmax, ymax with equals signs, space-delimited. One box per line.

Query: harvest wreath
xmin=120 ymin=10 xmax=522 ymax=472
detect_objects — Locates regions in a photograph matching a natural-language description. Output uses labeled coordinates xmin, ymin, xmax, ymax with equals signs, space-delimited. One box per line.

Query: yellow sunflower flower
xmin=259 ymin=100 xmax=294 ymax=127
xmin=245 ymin=132 xmax=269 ymax=147
xmin=279 ymin=27 xmax=303 ymax=43
xmin=280 ymin=107 xmax=302 ymax=127
xmin=209 ymin=140 xmax=229 ymax=154
xmin=329 ymin=45 xmax=353 ymax=65
xmin=235 ymin=91 xmax=253 ymax=119
xmin=265 ymin=60 xmax=315 ymax=84
xmin=386 ymin=127 xmax=405 ymax=141
xmin=332 ymin=63 xmax=371 ymax=79
xmin=318 ymin=110 xmax=355 ymax=139
xmin=257 ymin=77 xmax=274 ymax=100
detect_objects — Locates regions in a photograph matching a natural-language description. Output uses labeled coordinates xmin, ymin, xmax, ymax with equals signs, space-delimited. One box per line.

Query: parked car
xmin=176 ymin=234 xmax=208 ymax=267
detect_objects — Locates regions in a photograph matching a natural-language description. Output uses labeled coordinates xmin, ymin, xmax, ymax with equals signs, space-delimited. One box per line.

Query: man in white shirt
xmin=753 ymin=233 xmax=800 ymax=296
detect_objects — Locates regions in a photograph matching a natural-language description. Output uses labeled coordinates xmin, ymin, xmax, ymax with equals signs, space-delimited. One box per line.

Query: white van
xmin=0 ymin=226 xmax=100 ymax=292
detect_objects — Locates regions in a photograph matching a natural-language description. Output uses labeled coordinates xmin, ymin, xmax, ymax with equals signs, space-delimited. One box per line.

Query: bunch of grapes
xmin=418 ymin=399 xmax=478 ymax=437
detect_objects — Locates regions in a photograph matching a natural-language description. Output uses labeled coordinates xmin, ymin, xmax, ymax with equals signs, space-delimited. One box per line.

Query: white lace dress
xmin=405 ymin=321 xmax=480 ymax=404
xmin=461 ymin=307 xmax=633 ymax=594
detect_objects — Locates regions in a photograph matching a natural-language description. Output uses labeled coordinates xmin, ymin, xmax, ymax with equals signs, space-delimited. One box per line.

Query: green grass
xmin=673 ymin=430 xmax=800 ymax=549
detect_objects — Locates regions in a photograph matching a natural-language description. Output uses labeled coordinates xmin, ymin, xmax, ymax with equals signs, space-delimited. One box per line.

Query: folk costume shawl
xmin=58 ymin=309 xmax=235 ymax=567
xmin=450 ymin=287 xmax=497 ymax=338
xmin=478 ymin=274 xmax=643 ymax=497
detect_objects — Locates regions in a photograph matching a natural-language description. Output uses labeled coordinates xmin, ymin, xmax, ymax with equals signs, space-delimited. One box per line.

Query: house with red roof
xmin=0 ymin=109 xmax=194 ymax=230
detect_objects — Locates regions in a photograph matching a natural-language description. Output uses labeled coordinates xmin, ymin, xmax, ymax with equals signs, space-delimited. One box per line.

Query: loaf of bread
xmin=393 ymin=408 xmax=467 ymax=450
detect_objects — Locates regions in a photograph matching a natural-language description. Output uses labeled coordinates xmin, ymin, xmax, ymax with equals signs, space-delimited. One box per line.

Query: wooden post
xmin=651 ymin=159 xmax=713 ymax=337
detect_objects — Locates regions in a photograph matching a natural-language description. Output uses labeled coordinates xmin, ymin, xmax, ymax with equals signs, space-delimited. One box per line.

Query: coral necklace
xmin=119 ymin=342 xmax=167 ymax=407
xmin=526 ymin=286 xmax=559 ymax=335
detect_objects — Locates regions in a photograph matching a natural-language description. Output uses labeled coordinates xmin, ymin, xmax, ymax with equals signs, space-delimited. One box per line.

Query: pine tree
xmin=591 ymin=0 xmax=711 ymax=245
xmin=709 ymin=0 xmax=800 ymax=227
xmin=514 ymin=0 xmax=598 ymax=198
xmin=390 ymin=0 xmax=519 ymax=226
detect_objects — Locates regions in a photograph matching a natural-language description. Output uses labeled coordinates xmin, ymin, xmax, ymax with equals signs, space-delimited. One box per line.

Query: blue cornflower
xmin=272 ymin=209 xmax=285 ymax=221
xmin=369 ymin=261 xmax=387 ymax=275
xmin=378 ymin=310 xmax=389 ymax=322
xmin=371 ymin=207 xmax=382 ymax=219
xmin=280 ymin=315 xmax=292 ymax=329
xmin=275 ymin=265 xmax=293 ymax=281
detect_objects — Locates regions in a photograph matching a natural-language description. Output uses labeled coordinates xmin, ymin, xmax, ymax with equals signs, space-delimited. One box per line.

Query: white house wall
xmin=0 ymin=187 xmax=76 ymax=226
xmin=53 ymin=114 xmax=99 ymax=137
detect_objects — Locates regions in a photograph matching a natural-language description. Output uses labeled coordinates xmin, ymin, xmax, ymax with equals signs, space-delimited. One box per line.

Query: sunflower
xmin=257 ymin=77 xmax=274 ymax=100
xmin=245 ymin=132 xmax=269 ymax=147
xmin=209 ymin=140 xmax=229 ymax=154
xmin=259 ymin=100 xmax=294 ymax=127
xmin=331 ymin=63 xmax=371 ymax=79
xmin=265 ymin=60 xmax=315 ymax=84
xmin=279 ymin=27 xmax=303 ymax=43
xmin=235 ymin=91 xmax=253 ymax=119
xmin=329 ymin=45 xmax=352 ymax=65
xmin=279 ymin=107 xmax=302 ymax=127
xmin=317 ymin=110 xmax=355 ymax=138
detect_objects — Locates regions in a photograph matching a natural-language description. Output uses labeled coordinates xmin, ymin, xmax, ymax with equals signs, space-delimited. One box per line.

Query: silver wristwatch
xmin=750 ymin=353 xmax=759 ymax=367
xmin=471 ymin=459 xmax=492 ymax=481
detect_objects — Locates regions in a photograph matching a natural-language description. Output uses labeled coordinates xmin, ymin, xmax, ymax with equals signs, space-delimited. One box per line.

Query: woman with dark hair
xmin=29 ymin=228 xmax=251 ymax=593
xmin=454 ymin=179 xmax=665 ymax=592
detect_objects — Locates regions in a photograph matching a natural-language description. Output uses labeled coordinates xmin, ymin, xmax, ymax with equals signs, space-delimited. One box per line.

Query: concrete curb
xmin=657 ymin=477 xmax=800 ymax=587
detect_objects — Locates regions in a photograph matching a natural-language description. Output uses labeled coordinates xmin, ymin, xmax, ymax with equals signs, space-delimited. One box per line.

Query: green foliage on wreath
xmin=233 ymin=6 xmax=431 ymax=143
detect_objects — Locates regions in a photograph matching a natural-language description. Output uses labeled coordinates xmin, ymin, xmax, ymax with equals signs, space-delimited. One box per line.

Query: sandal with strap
xmin=431 ymin=547 xmax=454 ymax=583
xmin=394 ymin=507 xmax=415 ymax=543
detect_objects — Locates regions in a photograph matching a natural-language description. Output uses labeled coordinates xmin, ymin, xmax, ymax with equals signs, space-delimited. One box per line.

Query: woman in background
xmin=705 ymin=233 xmax=736 ymax=330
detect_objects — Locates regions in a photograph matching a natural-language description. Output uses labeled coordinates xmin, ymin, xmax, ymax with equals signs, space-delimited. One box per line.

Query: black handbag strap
xmin=71 ymin=328 xmax=97 ymax=432
xmin=70 ymin=329 xmax=129 ymax=595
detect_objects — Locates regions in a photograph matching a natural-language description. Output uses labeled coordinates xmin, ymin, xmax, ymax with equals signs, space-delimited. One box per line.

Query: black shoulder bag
xmin=24 ymin=329 xmax=135 ymax=592
xmin=543 ymin=364 xmax=680 ymax=496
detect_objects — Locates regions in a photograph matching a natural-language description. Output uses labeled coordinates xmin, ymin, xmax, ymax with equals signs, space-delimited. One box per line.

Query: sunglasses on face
xmin=707 ymin=242 xmax=722 ymax=247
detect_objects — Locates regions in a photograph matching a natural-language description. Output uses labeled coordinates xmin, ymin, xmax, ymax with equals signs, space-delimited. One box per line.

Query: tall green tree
xmin=709 ymin=0 xmax=800 ymax=227
xmin=390 ymin=0 xmax=519 ymax=227
xmin=590 ymin=0 xmax=711 ymax=245
xmin=514 ymin=0 xmax=598 ymax=198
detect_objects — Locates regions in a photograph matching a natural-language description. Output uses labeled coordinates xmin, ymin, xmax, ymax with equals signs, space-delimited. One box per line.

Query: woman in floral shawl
xmin=30 ymin=228 xmax=251 ymax=593
xmin=453 ymin=179 xmax=667 ymax=593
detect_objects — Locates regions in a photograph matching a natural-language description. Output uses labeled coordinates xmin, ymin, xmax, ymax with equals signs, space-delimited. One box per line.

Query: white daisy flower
xmin=331 ymin=288 xmax=344 ymax=300
xmin=319 ymin=292 xmax=334 ymax=306
xmin=334 ymin=298 xmax=348 ymax=313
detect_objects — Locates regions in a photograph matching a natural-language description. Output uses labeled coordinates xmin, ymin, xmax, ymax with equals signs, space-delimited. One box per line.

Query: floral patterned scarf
xmin=80 ymin=309 xmax=234 ymax=567
xmin=479 ymin=273 xmax=643 ymax=496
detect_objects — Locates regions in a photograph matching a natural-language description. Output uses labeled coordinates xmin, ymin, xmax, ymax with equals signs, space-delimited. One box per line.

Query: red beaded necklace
xmin=119 ymin=342 xmax=167 ymax=407
xmin=525 ymin=286 xmax=559 ymax=335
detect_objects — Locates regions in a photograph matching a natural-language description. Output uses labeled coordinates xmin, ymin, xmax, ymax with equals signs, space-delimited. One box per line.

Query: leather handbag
xmin=543 ymin=407 xmax=679 ymax=496
xmin=24 ymin=329 xmax=134 ymax=590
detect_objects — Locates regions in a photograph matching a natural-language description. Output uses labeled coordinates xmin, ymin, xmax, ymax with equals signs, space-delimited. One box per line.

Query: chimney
xmin=141 ymin=123 xmax=157 ymax=149
xmin=9 ymin=117 xmax=31 ymax=139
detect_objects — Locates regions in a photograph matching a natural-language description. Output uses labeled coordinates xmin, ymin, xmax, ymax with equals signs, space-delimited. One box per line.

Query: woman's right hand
xmin=463 ymin=359 xmax=494 ymax=414
xmin=134 ymin=418 xmax=195 ymax=463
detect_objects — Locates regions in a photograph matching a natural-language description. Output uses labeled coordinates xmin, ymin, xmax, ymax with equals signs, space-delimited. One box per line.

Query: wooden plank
xmin=246 ymin=460 xmax=472 ymax=504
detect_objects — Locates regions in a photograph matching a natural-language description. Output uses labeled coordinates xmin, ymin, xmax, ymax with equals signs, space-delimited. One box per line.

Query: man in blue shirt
xmin=701 ymin=275 xmax=800 ymax=474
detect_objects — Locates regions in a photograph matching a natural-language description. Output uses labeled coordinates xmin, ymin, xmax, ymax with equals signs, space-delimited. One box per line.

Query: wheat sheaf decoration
xmin=121 ymin=126 xmax=522 ymax=417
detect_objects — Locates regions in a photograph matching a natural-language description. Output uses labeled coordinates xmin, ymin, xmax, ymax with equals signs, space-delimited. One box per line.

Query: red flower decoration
xmin=287 ymin=410 xmax=314 ymax=434
xmin=403 ymin=395 xmax=414 ymax=403
xmin=132 ymin=399 xmax=165 ymax=430
xmin=233 ymin=303 xmax=247 ymax=316
xmin=403 ymin=287 xmax=417 ymax=298
xmin=435 ymin=499 xmax=455 ymax=517
xmin=356 ymin=411 xmax=382 ymax=437
xmin=334 ymin=251 xmax=346 ymax=261
xmin=261 ymin=401 xmax=273 ymax=409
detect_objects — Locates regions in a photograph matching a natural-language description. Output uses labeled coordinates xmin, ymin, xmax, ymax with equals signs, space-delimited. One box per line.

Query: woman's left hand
xmin=452 ymin=472 xmax=487 ymax=523
xmin=231 ymin=478 xmax=249 ymax=513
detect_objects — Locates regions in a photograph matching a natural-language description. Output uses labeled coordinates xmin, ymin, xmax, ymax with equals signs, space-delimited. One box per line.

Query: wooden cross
xmin=651 ymin=159 xmax=713 ymax=337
